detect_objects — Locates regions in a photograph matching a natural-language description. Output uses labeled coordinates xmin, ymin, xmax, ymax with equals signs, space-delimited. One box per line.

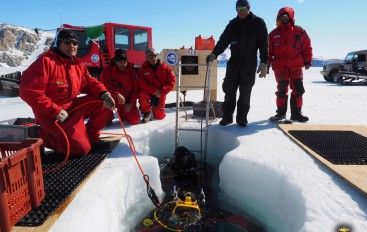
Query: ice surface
xmin=1 ymin=67 xmax=367 ymax=231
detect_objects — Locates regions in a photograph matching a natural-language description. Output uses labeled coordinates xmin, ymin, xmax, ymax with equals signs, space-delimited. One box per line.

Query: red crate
xmin=195 ymin=34 xmax=215 ymax=50
xmin=0 ymin=138 xmax=44 ymax=232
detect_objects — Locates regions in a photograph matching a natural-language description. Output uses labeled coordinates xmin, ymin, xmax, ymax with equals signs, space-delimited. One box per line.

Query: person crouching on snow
xmin=137 ymin=48 xmax=176 ymax=123
xmin=19 ymin=28 xmax=115 ymax=156
xmin=100 ymin=49 xmax=140 ymax=125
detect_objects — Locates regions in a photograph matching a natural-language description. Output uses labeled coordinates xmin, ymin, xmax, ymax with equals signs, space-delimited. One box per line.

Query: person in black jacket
xmin=206 ymin=0 xmax=268 ymax=127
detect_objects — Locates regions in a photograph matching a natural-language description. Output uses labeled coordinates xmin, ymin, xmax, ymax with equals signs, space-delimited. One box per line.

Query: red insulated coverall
xmin=268 ymin=7 xmax=313 ymax=114
xmin=19 ymin=49 xmax=109 ymax=156
xmin=137 ymin=60 xmax=175 ymax=119
xmin=100 ymin=62 xmax=140 ymax=124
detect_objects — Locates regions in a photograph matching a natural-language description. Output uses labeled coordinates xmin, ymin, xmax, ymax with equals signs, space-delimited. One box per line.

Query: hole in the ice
xmin=135 ymin=125 xmax=306 ymax=232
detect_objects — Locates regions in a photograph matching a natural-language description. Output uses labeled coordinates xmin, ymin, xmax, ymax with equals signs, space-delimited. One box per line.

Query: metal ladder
xmin=175 ymin=61 xmax=214 ymax=163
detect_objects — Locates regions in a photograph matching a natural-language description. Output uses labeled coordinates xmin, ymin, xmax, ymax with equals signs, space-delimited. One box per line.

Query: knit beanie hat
xmin=56 ymin=29 xmax=79 ymax=47
xmin=236 ymin=0 xmax=250 ymax=8
xmin=114 ymin=49 xmax=128 ymax=62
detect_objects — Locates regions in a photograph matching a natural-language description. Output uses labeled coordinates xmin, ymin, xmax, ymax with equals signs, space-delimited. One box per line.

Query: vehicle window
xmin=99 ymin=33 xmax=107 ymax=52
xmin=356 ymin=54 xmax=366 ymax=62
xmin=115 ymin=27 xmax=130 ymax=50
xmin=134 ymin=29 xmax=148 ymax=51
xmin=74 ymin=30 xmax=92 ymax=57
xmin=344 ymin=53 xmax=354 ymax=63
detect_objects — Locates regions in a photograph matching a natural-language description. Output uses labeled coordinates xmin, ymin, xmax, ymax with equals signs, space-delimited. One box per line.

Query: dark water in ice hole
xmin=135 ymin=157 xmax=267 ymax=232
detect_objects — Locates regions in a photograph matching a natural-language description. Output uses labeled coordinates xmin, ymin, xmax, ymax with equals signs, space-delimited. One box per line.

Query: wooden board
xmin=160 ymin=49 xmax=218 ymax=101
xmin=11 ymin=136 xmax=121 ymax=232
xmin=278 ymin=124 xmax=367 ymax=195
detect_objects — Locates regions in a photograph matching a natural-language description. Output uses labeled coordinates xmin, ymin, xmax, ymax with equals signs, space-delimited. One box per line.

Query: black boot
xmin=290 ymin=113 xmax=309 ymax=122
xmin=236 ymin=114 xmax=248 ymax=128
xmin=237 ymin=122 xmax=247 ymax=127
xmin=91 ymin=140 xmax=111 ymax=151
xmin=269 ymin=107 xmax=286 ymax=122
xmin=219 ymin=118 xmax=233 ymax=126
xmin=269 ymin=113 xmax=285 ymax=121
xmin=219 ymin=114 xmax=233 ymax=126
xmin=105 ymin=120 xmax=113 ymax=127
xmin=290 ymin=97 xmax=308 ymax=122
xmin=141 ymin=112 xmax=152 ymax=123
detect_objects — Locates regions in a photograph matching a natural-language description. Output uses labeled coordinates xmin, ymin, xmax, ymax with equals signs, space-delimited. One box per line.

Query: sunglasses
xmin=279 ymin=14 xmax=289 ymax=19
xmin=236 ymin=6 xmax=247 ymax=12
xmin=61 ymin=40 xmax=78 ymax=46
xmin=147 ymin=54 xmax=157 ymax=59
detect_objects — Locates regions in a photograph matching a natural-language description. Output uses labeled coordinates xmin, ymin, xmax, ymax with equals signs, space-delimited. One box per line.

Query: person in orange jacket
xmin=137 ymin=48 xmax=176 ymax=123
xmin=100 ymin=49 xmax=140 ymax=125
xmin=268 ymin=7 xmax=313 ymax=122
xmin=19 ymin=29 xmax=115 ymax=156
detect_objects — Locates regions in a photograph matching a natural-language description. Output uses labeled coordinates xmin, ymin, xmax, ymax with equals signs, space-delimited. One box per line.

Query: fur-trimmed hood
xmin=277 ymin=7 xmax=295 ymax=25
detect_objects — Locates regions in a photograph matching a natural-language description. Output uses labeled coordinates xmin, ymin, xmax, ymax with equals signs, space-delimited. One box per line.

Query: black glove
xmin=101 ymin=92 xmax=115 ymax=109
xmin=206 ymin=53 xmax=216 ymax=64
xmin=151 ymin=96 xmax=159 ymax=107
xmin=304 ymin=62 xmax=311 ymax=70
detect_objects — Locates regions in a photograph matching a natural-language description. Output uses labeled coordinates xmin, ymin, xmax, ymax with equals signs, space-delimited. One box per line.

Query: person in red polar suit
xmin=137 ymin=48 xmax=176 ymax=123
xmin=100 ymin=49 xmax=140 ymax=125
xmin=268 ymin=7 xmax=313 ymax=122
xmin=19 ymin=29 xmax=115 ymax=156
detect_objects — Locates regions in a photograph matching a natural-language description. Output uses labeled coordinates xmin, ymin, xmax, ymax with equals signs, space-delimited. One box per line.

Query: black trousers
xmin=222 ymin=62 xmax=256 ymax=123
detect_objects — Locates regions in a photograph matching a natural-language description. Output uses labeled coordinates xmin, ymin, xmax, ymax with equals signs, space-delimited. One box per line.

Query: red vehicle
xmin=58 ymin=22 xmax=152 ymax=76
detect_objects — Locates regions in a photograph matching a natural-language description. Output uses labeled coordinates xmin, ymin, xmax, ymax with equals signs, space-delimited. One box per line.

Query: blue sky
xmin=2 ymin=0 xmax=366 ymax=59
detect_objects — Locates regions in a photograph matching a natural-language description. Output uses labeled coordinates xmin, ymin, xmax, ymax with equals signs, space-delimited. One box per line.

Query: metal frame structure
xmin=175 ymin=61 xmax=213 ymax=163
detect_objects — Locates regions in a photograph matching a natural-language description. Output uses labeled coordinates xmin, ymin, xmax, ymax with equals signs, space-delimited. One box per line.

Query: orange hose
xmin=113 ymin=108 xmax=146 ymax=182
xmin=42 ymin=99 xmax=160 ymax=207
xmin=43 ymin=100 xmax=103 ymax=174
xmin=113 ymin=108 xmax=161 ymax=208
xmin=42 ymin=119 xmax=70 ymax=174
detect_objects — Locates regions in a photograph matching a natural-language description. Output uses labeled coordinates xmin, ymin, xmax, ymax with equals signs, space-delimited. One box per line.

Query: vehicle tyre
xmin=333 ymin=74 xmax=343 ymax=84
xmin=331 ymin=71 xmax=340 ymax=83
xmin=323 ymin=75 xmax=332 ymax=82
xmin=10 ymin=87 xmax=19 ymax=97
xmin=336 ymin=76 xmax=344 ymax=84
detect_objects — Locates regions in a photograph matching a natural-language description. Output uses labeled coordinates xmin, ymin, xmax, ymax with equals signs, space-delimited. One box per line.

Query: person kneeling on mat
xmin=100 ymin=49 xmax=141 ymax=125
xmin=137 ymin=48 xmax=176 ymax=123
xmin=20 ymin=28 xmax=115 ymax=157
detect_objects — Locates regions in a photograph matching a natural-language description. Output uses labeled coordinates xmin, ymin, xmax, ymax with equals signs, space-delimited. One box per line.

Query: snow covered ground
xmin=1 ymin=67 xmax=367 ymax=232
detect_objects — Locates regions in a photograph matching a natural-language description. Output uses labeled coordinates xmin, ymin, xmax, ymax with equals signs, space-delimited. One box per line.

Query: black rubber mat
xmin=289 ymin=130 xmax=367 ymax=165
xmin=16 ymin=150 xmax=110 ymax=226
